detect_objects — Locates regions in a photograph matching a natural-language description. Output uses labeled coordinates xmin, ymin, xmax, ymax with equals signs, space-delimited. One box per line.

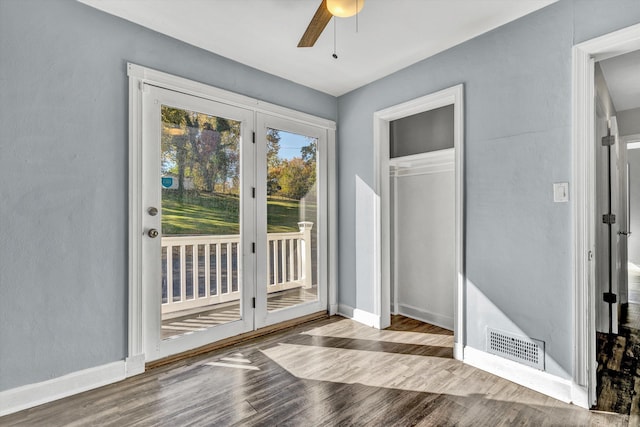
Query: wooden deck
xmin=161 ymin=286 xmax=318 ymax=339
xmin=0 ymin=315 xmax=628 ymax=426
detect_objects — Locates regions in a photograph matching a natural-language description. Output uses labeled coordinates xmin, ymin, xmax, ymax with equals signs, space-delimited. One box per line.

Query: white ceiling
xmin=78 ymin=0 xmax=556 ymax=96
xmin=599 ymin=49 xmax=640 ymax=112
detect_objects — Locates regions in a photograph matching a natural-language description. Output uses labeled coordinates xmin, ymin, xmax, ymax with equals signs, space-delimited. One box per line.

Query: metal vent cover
xmin=487 ymin=327 xmax=545 ymax=370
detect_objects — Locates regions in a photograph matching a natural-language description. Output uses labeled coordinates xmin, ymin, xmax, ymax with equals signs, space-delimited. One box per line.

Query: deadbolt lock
xmin=148 ymin=228 xmax=159 ymax=238
xmin=148 ymin=207 xmax=158 ymax=216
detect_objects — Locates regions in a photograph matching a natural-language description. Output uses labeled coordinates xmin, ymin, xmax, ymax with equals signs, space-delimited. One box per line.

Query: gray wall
xmin=337 ymin=0 xmax=640 ymax=378
xmin=390 ymin=105 xmax=454 ymax=157
xmin=619 ymin=107 xmax=640 ymax=136
xmin=0 ymin=0 xmax=336 ymax=392
xmin=595 ymin=63 xmax=617 ymax=121
xmin=619 ymin=108 xmax=640 ymax=266
xmin=629 ymin=149 xmax=640 ymax=265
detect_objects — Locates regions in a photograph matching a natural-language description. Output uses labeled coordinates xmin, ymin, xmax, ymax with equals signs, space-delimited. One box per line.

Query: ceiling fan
xmin=298 ymin=0 xmax=365 ymax=48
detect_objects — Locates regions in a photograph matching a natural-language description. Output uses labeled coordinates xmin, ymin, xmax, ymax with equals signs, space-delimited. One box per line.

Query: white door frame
xmin=127 ymin=63 xmax=337 ymax=369
xmin=373 ymin=84 xmax=465 ymax=360
xmin=572 ymin=23 xmax=640 ymax=408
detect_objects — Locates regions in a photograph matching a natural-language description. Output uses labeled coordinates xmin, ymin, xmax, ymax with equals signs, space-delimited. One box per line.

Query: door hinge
xmin=252 ymin=242 xmax=256 ymax=253
xmin=602 ymin=213 xmax=616 ymax=224
xmin=603 ymin=292 xmax=617 ymax=304
xmin=252 ymin=297 xmax=256 ymax=308
xmin=252 ymin=132 xmax=256 ymax=143
xmin=252 ymin=187 xmax=256 ymax=198
xmin=601 ymin=135 xmax=615 ymax=146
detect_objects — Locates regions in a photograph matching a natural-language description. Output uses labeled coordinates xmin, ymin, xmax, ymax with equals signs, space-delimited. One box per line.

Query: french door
xmin=141 ymin=85 xmax=327 ymax=361
xmin=255 ymin=114 xmax=328 ymax=328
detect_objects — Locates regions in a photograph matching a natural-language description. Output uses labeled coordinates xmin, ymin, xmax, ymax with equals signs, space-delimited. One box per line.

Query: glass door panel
xmin=265 ymin=129 xmax=319 ymax=312
xmin=160 ymin=105 xmax=242 ymax=339
xmin=255 ymin=114 xmax=328 ymax=328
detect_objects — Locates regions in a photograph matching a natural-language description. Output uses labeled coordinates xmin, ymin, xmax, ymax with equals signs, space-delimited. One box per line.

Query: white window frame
xmin=127 ymin=63 xmax=337 ymax=372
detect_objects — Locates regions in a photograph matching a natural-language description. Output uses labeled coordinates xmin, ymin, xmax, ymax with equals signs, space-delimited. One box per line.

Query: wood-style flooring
xmin=595 ymin=322 xmax=640 ymax=418
xmin=1 ymin=315 xmax=628 ymax=426
xmin=595 ymin=264 xmax=640 ymax=423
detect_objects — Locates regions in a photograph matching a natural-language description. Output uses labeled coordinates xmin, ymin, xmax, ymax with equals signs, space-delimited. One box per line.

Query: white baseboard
xmin=125 ymin=354 xmax=146 ymax=377
xmin=329 ymin=303 xmax=338 ymax=316
xmin=453 ymin=342 xmax=463 ymax=361
xmin=463 ymin=346 xmax=587 ymax=407
xmin=338 ymin=304 xmax=381 ymax=328
xmin=0 ymin=356 xmax=145 ymax=417
xmin=398 ymin=303 xmax=453 ymax=331
xmin=571 ymin=383 xmax=589 ymax=409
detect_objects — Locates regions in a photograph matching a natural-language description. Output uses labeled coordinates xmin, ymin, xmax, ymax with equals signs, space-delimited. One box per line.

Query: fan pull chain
xmin=356 ymin=0 xmax=359 ymax=33
xmin=332 ymin=17 xmax=338 ymax=59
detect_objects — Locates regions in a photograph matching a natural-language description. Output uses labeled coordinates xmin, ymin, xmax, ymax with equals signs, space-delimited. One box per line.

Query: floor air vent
xmin=487 ymin=327 xmax=545 ymax=370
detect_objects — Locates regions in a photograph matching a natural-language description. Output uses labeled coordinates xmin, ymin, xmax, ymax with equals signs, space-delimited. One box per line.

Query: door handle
xmin=147 ymin=228 xmax=159 ymax=238
xmin=618 ymin=231 xmax=631 ymax=236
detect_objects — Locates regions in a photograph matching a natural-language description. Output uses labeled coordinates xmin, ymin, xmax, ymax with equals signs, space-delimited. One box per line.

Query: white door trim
xmin=373 ymin=84 xmax=465 ymax=360
xmin=572 ymin=22 xmax=640 ymax=408
xmin=128 ymin=63 xmax=336 ymax=368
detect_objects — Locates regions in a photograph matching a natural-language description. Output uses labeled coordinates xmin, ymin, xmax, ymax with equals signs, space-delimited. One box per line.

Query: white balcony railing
xmin=161 ymin=222 xmax=313 ymax=315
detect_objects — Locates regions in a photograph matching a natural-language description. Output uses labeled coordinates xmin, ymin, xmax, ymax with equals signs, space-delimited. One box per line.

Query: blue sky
xmin=277 ymin=130 xmax=315 ymax=160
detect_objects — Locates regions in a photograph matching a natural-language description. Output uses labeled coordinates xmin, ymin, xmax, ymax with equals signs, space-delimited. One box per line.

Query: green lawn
xmin=162 ymin=190 xmax=316 ymax=235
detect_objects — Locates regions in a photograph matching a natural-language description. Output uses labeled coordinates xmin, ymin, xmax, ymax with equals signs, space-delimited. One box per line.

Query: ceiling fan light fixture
xmin=326 ymin=0 xmax=364 ymax=18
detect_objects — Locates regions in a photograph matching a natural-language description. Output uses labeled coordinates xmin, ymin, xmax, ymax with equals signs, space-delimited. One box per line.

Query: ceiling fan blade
xmin=298 ymin=0 xmax=333 ymax=48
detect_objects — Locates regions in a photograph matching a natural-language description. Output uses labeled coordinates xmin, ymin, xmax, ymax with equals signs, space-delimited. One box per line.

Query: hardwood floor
xmin=1 ymin=315 xmax=628 ymax=426
xmin=596 ymin=324 xmax=640 ymax=418
xmin=595 ymin=264 xmax=640 ymax=422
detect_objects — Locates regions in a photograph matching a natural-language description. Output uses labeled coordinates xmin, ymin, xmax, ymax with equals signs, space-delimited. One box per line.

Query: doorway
xmin=624 ymin=135 xmax=640 ymax=331
xmin=390 ymin=108 xmax=456 ymax=330
xmin=374 ymin=84 xmax=464 ymax=359
xmin=572 ymin=23 xmax=640 ymax=410
xmin=128 ymin=65 xmax=335 ymax=364
xmin=592 ymin=50 xmax=640 ymax=411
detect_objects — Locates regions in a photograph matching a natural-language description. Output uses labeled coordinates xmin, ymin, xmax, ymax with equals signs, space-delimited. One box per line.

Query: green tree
xmin=161 ymin=106 xmax=189 ymax=194
xmin=266 ymin=129 xmax=282 ymax=195
xmin=216 ymin=119 xmax=240 ymax=193
xmin=300 ymin=139 xmax=317 ymax=164
xmin=278 ymin=157 xmax=315 ymax=199
xmin=191 ymin=121 xmax=219 ymax=192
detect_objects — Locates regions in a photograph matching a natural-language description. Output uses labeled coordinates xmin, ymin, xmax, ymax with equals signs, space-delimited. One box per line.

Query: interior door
xmin=596 ymin=99 xmax=623 ymax=334
xmin=142 ymin=85 xmax=255 ymax=361
xmin=615 ymin=120 xmax=629 ymax=312
xmin=255 ymin=114 xmax=328 ymax=328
